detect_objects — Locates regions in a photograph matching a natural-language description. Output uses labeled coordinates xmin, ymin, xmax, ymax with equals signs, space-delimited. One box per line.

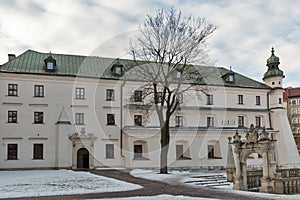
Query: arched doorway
xmin=77 ymin=148 xmax=89 ymax=169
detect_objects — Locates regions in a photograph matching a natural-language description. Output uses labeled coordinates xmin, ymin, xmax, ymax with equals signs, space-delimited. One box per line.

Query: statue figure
xmin=246 ymin=124 xmax=259 ymax=144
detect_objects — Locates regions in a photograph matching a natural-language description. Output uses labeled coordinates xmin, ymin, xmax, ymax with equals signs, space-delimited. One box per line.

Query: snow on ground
xmin=0 ymin=170 xmax=142 ymax=198
xmin=100 ymin=194 xmax=215 ymax=199
xmin=130 ymin=169 xmax=300 ymax=200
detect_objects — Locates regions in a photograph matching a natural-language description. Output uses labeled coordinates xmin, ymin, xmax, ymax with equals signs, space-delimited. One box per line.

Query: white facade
xmin=0 ymin=49 xmax=299 ymax=170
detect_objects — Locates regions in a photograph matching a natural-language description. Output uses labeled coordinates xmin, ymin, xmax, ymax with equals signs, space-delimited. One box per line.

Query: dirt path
xmin=2 ymin=169 xmax=278 ymax=200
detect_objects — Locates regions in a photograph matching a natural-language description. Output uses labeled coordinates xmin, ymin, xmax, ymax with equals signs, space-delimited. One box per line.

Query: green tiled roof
xmin=0 ymin=50 xmax=270 ymax=89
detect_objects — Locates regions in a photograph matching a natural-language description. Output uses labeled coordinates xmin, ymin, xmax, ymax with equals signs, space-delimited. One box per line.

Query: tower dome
xmin=263 ymin=47 xmax=284 ymax=80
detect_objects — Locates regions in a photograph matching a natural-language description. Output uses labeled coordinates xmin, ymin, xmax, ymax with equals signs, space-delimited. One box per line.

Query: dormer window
xmin=47 ymin=62 xmax=54 ymax=70
xmin=44 ymin=55 xmax=57 ymax=72
xmin=228 ymin=74 xmax=234 ymax=82
xmin=112 ymin=64 xmax=123 ymax=76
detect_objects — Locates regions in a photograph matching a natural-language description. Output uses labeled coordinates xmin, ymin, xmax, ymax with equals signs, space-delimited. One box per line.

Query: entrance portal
xmin=77 ymin=148 xmax=89 ymax=169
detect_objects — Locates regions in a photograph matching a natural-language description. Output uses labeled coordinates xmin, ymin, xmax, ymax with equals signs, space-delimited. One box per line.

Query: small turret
xmin=263 ymin=47 xmax=284 ymax=88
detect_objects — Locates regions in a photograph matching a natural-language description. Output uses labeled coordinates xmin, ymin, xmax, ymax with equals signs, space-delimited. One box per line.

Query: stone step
xmin=191 ymin=175 xmax=224 ymax=179
xmin=185 ymin=179 xmax=226 ymax=183
xmin=195 ymin=180 xmax=228 ymax=185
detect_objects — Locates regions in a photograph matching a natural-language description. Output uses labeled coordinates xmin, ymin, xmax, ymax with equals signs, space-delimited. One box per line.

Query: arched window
xmin=133 ymin=140 xmax=148 ymax=160
xmin=207 ymin=140 xmax=222 ymax=159
xmin=175 ymin=140 xmax=191 ymax=160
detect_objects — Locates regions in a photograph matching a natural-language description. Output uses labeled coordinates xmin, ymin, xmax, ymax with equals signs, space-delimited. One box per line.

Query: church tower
xmin=263 ymin=47 xmax=285 ymax=109
xmin=263 ymin=48 xmax=300 ymax=165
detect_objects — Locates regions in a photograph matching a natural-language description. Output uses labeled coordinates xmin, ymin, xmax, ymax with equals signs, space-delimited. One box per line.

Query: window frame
xmin=133 ymin=144 xmax=143 ymax=159
xmin=105 ymin=144 xmax=114 ymax=159
xmin=206 ymin=94 xmax=213 ymax=105
xmin=238 ymin=95 xmax=243 ymax=104
xmin=176 ymin=144 xmax=184 ymax=159
xmin=33 ymin=143 xmax=43 ymax=160
xmin=208 ymin=144 xmax=215 ymax=159
xmin=75 ymin=88 xmax=85 ymax=99
xmin=207 ymin=117 xmax=214 ymax=127
xmin=134 ymin=115 xmax=142 ymax=126
xmin=75 ymin=113 xmax=84 ymax=125
xmin=134 ymin=90 xmax=143 ymax=102
xmin=255 ymin=96 xmax=261 ymax=105
xmin=106 ymin=89 xmax=115 ymax=101
xmin=238 ymin=116 xmax=244 ymax=127
xmin=7 ymin=144 xmax=18 ymax=160
xmin=175 ymin=116 xmax=183 ymax=127
xmin=155 ymin=92 xmax=163 ymax=103
xmin=107 ymin=114 xmax=115 ymax=125
xmin=34 ymin=112 xmax=44 ymax=124
xmin=8 ymin=111 xmax=17 ymax=123
xmin=34 ymin=85 xmax=44 ymax=97
xmin=8 ymin=84 xmax=18 ymax=96
xmin=255 ymin=116 xmax=261 ymax=128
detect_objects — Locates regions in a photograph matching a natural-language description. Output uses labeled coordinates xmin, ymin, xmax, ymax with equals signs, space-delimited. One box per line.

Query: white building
xmin=0 ymin=49 xmax=299 ymax=170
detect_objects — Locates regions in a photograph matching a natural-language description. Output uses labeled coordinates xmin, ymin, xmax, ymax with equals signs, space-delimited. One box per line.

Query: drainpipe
xmin=267 ymin=90 xmax=273 ymax=129
xmin=120 ymin=81 xmax=125 ymax=157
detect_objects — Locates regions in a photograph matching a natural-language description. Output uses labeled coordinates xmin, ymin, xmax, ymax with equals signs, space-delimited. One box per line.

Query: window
xmin=34 ymin=85 xmax=44 ymax=97
xmin=134 ymin=144 xmax=143 ymax=159
xmin=33 ymin=144 xmax=43 ymax=159
xmin=207 ymin=117 xmax=214 ymax=127
xmin=206 ymin=94 xmax=213 ymax=105
xmin=175 ymin=116 xmax=183 ymax=127
xmin=34 ymin=112 xmax=44 ymax=124
xmin=208 ymin=145 xmax=214 ymax=159
xmin=7 ymin=144 xmax=18 ymax=160
xmin=279 ymin=98 xmax=282 ymax=104
xmin=107 ymin=114 xmax=115 ymax=125
xmin=47 ymin=62 xmax=54 ymax=70
xmin=75 ymin=113 xmax=84 ymax=125
xmin=176 ymin=93 xmax=183 ymax=103
xmin=256 ymin=96 xmax=261 ymax=105
xmin=176 ymin=145 xmax=184 ymax=159
xmin=255 ymin=116 xmax=261 ymax=128
xmin=238 ymin=116 xmax=244 ymax=127
xmin=291 ymin=100 xmax=297 ymax=105
xmin=155 ymin=92 xmax=162 ymax=103
xmin=134 ymin=115 xmax=142 ymax=126
xmin=106 ymin=144 xmax=114 ymax=159
xmin=106 ymin=89 xmax=115 ymax=101
xmin=112 ymin=64 xmax=123 ymax=76
xmin=292 ymin=117 xmax=298 ymax=124
xmin=8 ymin=84 xmax=18 ymax=96
xmin=292 ymin=108 xmax=297 ymax=114
xmin=8 ymin=111 xmax=17 ymax=123
xmin=75 ymin=88 xmax=85 ymax=99
xmin=238 ymin=95 xmax=243 ymax=104
xmin=228 ymin=74 xmax=234 ymax=82
xmin=134 ymin=90 xmax=142 ymax=102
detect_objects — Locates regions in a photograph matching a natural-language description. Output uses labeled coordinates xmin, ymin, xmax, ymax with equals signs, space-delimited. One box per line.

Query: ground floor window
xmin=33 ymin=144 xmax=43 ymax=159
xmin=134 ymin=145 xmax=143 ymax=159
xmin=208 ymin=145 xmax=215 ymax=158
xmin=7 ymin=144 xmax=18 ymax=160
xmin=207 ymin=140 xmax=222 ymax=159
xmin=106 ymin=144 xmax=114 ymax=159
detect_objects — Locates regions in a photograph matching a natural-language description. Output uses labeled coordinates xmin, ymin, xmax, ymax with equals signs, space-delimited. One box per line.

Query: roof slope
xmin=0 ymin=50 xmax=270 ymax=89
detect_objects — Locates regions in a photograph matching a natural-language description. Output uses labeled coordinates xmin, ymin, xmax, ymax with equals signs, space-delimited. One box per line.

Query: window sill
xmin=105 ymin=157 xmax=115 ymax=159
xmin=75 ymin=124 xmax=86 ymax=125
xmin=7 ymin=122 xmax=18 ymax=124
xmin=32 ymin=158 xmax=44 ymax=160
xmin=208 ymin=157 xmax=223 ymax=159
xmin=133 ymin=157 xmax=149 ymax=160
xmin=176 ymin=157 xmax=191 ymax=160
xmin=107 ymin=124 xmax=116 ymax=126
xmin=106 ymin=100 xmax=115 ymax=101
xmin=5 ymin=159 xmax=19 ymax=161
xmin=74 ymin=98 xmax=86 ymax=100
xmin=33 ymin=123 xmax=45 ymax=125
xmin=33 ymin=96 xmax=45 ymax=98
xmin=5 ymin=95 xmax=19 ymax=97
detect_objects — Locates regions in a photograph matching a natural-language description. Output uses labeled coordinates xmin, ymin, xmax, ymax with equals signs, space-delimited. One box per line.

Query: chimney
xmin=8 ymin=54 xmax=16 ymax=61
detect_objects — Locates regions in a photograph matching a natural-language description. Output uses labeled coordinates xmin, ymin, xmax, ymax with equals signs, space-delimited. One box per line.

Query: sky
xmin=0 ymin=0 xmax=299 ymax=87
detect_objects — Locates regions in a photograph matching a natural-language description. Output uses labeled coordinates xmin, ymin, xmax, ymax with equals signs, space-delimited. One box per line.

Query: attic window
xmin=112 ymin=64 xmax=123 ymax=76
xmin=44 ymin=55 xmax=57 ymax=72
xmin=228 ymin=74 xmax=234 ymax=82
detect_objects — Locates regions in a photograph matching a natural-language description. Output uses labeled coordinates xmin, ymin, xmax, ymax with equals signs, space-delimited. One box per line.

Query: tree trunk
xmin=160 ymin=121 xmax=170 ymax=174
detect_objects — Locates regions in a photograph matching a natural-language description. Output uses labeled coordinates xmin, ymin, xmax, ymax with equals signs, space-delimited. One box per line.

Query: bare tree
xmin=129 ymin=8 xmax=217 ymax=174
